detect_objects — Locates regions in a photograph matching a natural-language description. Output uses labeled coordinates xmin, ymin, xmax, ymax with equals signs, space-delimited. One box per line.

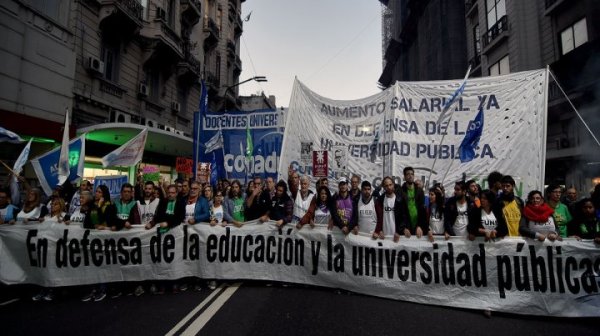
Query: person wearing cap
xmin=334 ymin=177 xmax=354 ymax=234
xmin=493 ymin=175 xmax=524 ymax=237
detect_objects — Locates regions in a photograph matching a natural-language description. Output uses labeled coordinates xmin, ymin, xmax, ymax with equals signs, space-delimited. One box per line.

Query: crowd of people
xmin=1 ymin=167 xmax=600 ymax=303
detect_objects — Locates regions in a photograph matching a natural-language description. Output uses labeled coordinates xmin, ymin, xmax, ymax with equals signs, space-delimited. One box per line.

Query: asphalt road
xmin=1 ymin=282 xmax=598 ymax=335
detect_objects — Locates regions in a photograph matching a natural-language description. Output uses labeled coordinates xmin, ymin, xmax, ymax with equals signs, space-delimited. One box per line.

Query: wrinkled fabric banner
xmin=1 ymin=219 xmax=599 ymax=317
xmin=279 ymin=70 xmax=547 ymax=196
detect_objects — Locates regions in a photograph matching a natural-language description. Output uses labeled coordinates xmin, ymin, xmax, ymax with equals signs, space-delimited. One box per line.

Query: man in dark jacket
xmin=260 ymin=180 xmax=293 ymax=230
xmin=376 ymin=176 xmax=405 ymax=242
xmin=153 ymin=184 xmax=185 ymax=231
xmin=444 ymin=181 xmax=474 ymax=238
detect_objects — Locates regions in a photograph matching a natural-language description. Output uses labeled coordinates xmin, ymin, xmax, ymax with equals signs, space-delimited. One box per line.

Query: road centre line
xmin=166 ymin=284 xmax=227 ymax=336
xmin=179 ymin=282 xmax=243 ymax=336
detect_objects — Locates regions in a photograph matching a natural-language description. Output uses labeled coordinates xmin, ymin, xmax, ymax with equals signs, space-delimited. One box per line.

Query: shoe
xmin=172 ymin=285 xmax=180 ymax=294
xmin=134 ymin=285 xmax=144 ymax=297
xmin=81 ymin=291 xmax=95 ymax=302
xmin=94 ymin=291 xmax=106 ymax=302
xmin=208 ymin=281 xmax=217 ymax=290
xmin=156 ymin=286 xmax=165 ymax=295
xmin=110 ymin=291 xmax=122 ymax=299
xmin=150 ymin=284 xmax=157 ymax=294
xmin=43 ymin=290 xmax=54 ymax=301
xmin=179 ymin=283 xmax=188 ymax=292
xmin=193 ymin=284 xmax=202 ymax=292
xmin=483 ymin=309 xmax=492 ymax=318
xmin=32 ymin=292 xmax=44 ymax=301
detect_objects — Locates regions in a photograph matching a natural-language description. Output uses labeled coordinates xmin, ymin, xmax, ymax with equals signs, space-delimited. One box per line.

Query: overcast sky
xmin=238 ymin=1 xmax=383 ymax=107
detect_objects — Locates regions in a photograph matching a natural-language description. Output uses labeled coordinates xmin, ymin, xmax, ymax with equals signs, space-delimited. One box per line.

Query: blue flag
xmin=193 ymin=80 xmax=208 ymax=179
xmin=458 ymin=107 xmax=484 ymax=163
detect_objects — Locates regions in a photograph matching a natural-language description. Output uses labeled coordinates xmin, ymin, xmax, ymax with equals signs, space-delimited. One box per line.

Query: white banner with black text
xmin=0 ymin=220 xmax=598 ymax=317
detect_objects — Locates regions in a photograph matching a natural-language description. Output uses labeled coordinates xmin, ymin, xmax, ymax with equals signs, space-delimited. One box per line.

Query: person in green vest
xmin=545 ymin=184 xmax=572 ymax=238
xmin=224 ymin=180 xmax=246 ymax=227
xmin=399 ymin=167 xmax=426 ymax=238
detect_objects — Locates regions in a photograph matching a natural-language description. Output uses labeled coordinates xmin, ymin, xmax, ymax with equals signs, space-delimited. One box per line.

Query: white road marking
xmin=179 ymin=282 xmax=242 ymax=336
xmin=0 ymin=298 xmax=19 ymax=306
xmin=165 ymin=285 xmax=226 ymax=336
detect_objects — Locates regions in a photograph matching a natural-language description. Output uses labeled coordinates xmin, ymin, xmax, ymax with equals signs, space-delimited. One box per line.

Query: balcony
xmin=204 ymin=71 xmax=220 ymax=93
xmin=98 ymin=0 xmax=143 ymax=36
xmin=544 ymin=0 xmax=569 ymax=16
xmin=141 ymin=18 xmax=184 ymax=72
xmin=203 ymin=17 xmax=220 ymax=51
xmin=481 ymin=15 xmax=508 ymax=51
xmin=177 ymin=48 xmax=202 ymax=85
xmin=233 ymin=55 xmax=242 ymax=76
xmin=180 ymin=0 xmax=201 ymax=28
xmin=226 ymin=40 xmax=236 ymax=59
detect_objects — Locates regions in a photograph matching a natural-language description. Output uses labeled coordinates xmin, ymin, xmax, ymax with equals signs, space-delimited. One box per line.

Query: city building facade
xmin=1 ymin=0 xmax=248 ymax=184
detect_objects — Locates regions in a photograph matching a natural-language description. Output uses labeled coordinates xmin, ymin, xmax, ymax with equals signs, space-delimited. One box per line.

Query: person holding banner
xmin=444 ymin=181 xmax=474 ymax=239
xmin=257 ymin=177 xmax=276 ymax=219
xmin=399 ymin=167 xmax=426 ymax=238
xmin=224 ymin=180 xmax=246 ymax=227
xmin=42 ymin=197 xmax=67 ymax=223
xmin=154 ymin=184 xmax=185 ymax=231
xmin=11 ymin=188 xmax=47 ymax=223
xmin=494 ymin=175 xmax=525 ymax=237
xmin=68 ymin=180 xmax=91 ymax=216
xmin=245 ymin=176 xmax=263 ymax=220
xmin=426 ymin=187 xmax=445 ymax=242
xmin=545 ymin=184 xmax=572 ymax=238
xmin=259 ymin=180 xmax=293 ymax=230
xmin=130 ymin=181 xmax=160 ymax=229
xmin=333 ymin=177 xmax=354 ymax=235
xmin=105 ymin=184 xmax=136 ymax=231
xmin=299 ymin=186 xmax=341 ymax=229
xmin=519 ymin=190 xmax=560 ymax=242
xmin=349 ymin=175 xmax=361 ymax=202
xmin=93 ymin=185 xmax=112 ymax=230
xmin=292 ymin=176 xmax=314 ymax=224
xmin=571 ymin=198 xmax=600 ymax=243
xmin=287 ymin=167 xmax=300 ymax=200
xmin=209 ymin=190 xmax=227 ymax=226
xmin=376 ymin=176 xmax=405 ymax=241
xmin=467 ymin=190 xmax=507 ymax=241
xmin=351 ymin=181 xmax=382 ymax=236
xmin=184 ymin=181 xmax=210 ymax=224
xmin=0 ymin=188 xmax=19 ymax=224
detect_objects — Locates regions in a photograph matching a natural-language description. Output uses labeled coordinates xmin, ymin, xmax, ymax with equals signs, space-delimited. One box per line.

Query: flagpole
xmin=0 ymin=160 xmax=19 ymax=176
xmin=426 ymin=66 xmax=471 ymax=189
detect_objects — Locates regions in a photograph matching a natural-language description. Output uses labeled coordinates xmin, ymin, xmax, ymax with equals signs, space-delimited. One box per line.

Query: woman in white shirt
xmin=12 ymin=188 xmax=47 ymax=223
xmin=209 ymin=190 xmax=227 ymax=226
xmin=427 ymin=187 xmax=445 ymax=242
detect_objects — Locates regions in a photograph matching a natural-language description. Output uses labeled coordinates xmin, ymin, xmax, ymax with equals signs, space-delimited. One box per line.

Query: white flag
xmin=436 ymin=65 xmax=471 ymax=125
xmin=0 ymin=126 xmax=23 ymax=143
xmin=204 ymin=129 xmax=224 ymax=154
xmin=57 ymin=108 xmax=70 ymax=185
xmin=102 ymin=128 xmax=148 ymax=168
xmin=12 ymin=139 xmax=32 ymax=179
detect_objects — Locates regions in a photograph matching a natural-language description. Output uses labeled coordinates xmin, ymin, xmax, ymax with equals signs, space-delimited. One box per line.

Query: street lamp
xmin=222 ymin=76 xmax=268 ymax=111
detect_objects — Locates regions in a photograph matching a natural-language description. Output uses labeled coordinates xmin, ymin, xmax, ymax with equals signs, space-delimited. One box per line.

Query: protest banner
xmin=93 ymin=175 xmax=128 ymax=200
xmin=1 ymin=220 xmax=598 ymax=317
xmin=176 ymin=157 xmax=193 ymax=174
xmin=196 ymin=109 xmax=284 ymax=181
xmin=278 ymin=70 xmax=548 ymax=195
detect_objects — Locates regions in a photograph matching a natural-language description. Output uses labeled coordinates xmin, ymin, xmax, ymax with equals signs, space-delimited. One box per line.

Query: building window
xmin=167 ymin=0 xmax=175 ymax=27
xmin=141 ymin=0 xmax=148 ymax=20
xmin=486 ymin=0 xmax=506 ymax=30
xmin=217 ymin=7 xmax=223 ymax=35
xmin=560 ymin=18 xmax=588 ymax=55
xmin=148 ymin=68 xmax=160 ymax=99
xmin=101 ymin=41 xmax=120 ymax=82
xmin=473 ymin=24 xmax=481 ymax=54
xmin=489 ymin=54 xmax=510 ymax=76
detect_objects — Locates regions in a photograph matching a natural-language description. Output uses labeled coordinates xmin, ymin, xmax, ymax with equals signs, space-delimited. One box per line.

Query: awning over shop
xmin=78 ymin=123 xmax=193 ymax=157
